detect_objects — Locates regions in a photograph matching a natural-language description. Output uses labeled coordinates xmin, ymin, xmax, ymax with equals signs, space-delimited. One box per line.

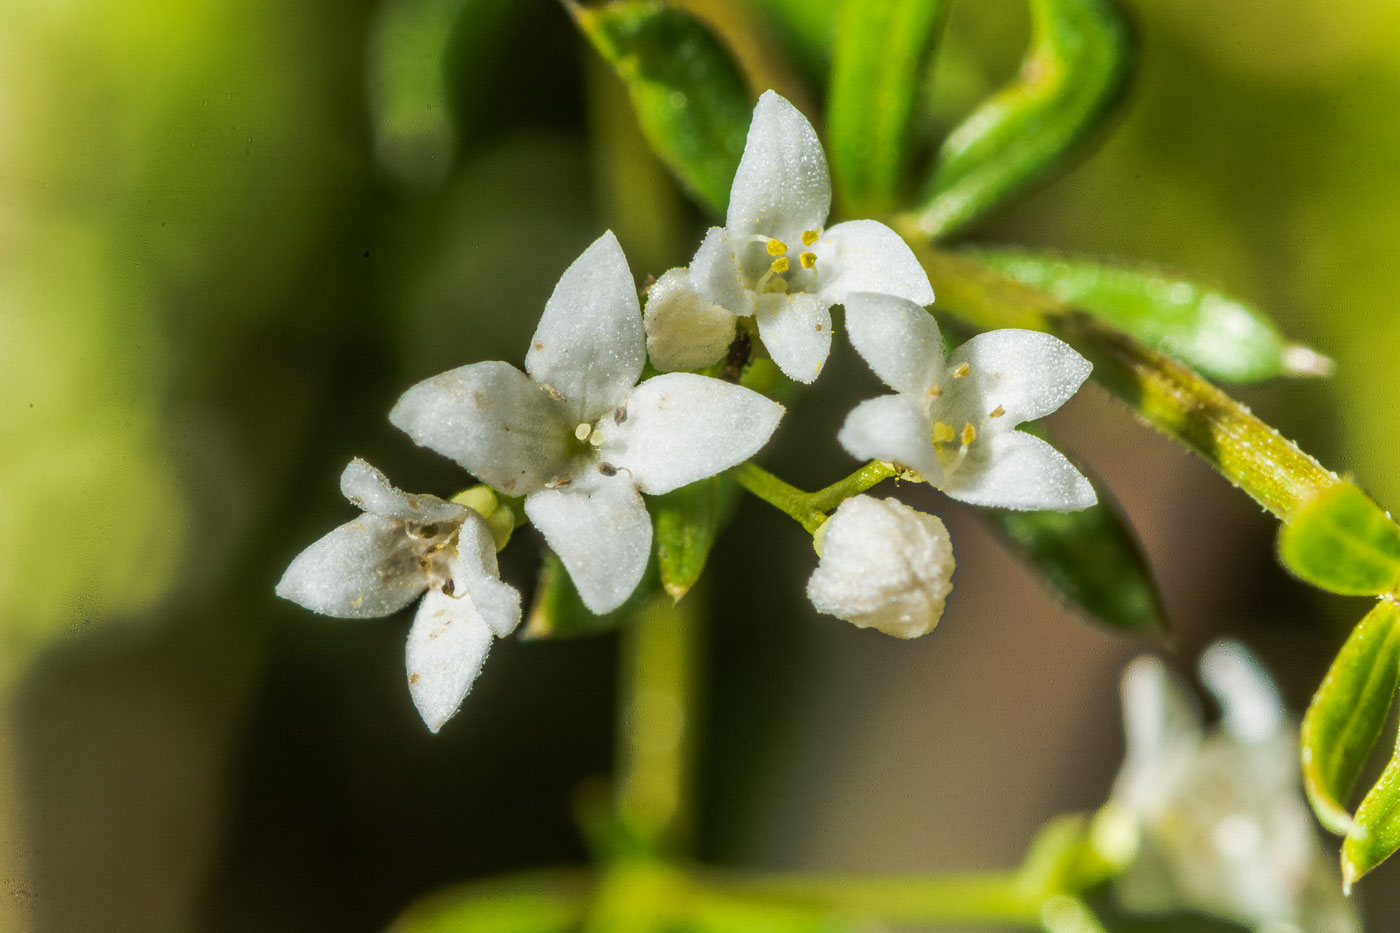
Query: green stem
xmin=901 ymin=237 xmax=1339 ymax=519
xmin=808 ymin=460 xmax=900 ymax=513
xmin=732 ymin=462 xmax=829 ymax=534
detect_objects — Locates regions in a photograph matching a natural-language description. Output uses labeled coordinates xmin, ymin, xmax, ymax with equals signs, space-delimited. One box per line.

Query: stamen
xmin=932 ymin=421 xmax=955 ymax=444
xmin=798 ymin=251 xmax=817 ymax=269
xmin=961 ymin=422 xmax=977 ymax=444
xmin=989 ymin=405 xmax=1005 ymax=419
xmin=952 ymin=362 xmax=971 ymax=379
xmin=574 ymin=423 xmax=592 ymax=442
xmin=588 ymin=430 xmax=605 ymax=447
xmin=766 ymin=238 xmax=788 ymax=256
xmin=928 ymin=383 xmax=943 ymax=398
xmin=770 ymin=256 xmax=790 ymax=273
xmin=800 ymin=229 xmax=820 ymax=246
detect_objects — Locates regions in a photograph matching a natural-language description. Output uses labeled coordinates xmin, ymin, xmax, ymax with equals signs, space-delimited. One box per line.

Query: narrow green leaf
xmin=911 ymin=0 xmax=1134 ymax=240
xmin=826 ymin=0 xmax=947 ymax=214
xmin=979 ymin=470 xmax=1165 ymax=637
xmin=389 ymin=868 xmax=591 ymax=932
xmin=521 ymin=551 xmax=659 ymax=640
xmin=1302 ymin=601 xmax=1400 ymax=836
xmin=969 ymin=249 xmax=1329 ymax=384
xmin=1344 ymin=722 xmax=1400 ymax=891
xmin=570 ymin=0 xmax=752 ymax=217
xmin=654 ymin=475 xmax=736 ymax=601
xmin=1279 ymin=482 xmax=1400 ymax=596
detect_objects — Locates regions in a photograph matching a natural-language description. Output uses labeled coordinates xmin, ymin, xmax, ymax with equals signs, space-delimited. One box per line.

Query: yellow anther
xmin=928 ymin=383 xmax=943 ymax=398
xmin=574 ymin=423 xmax=592 ymax=442
xmin=961 ymin=422 xmax=977 ymax=444
xmin=766 ymin=238 xmax=788 ymax=256
xmin=801 ymin=229 xmax=820 ymax=246
xmin=798 ymin=251 xmax=817 ymax=269
xmin=989 ymin=405 xmax=1005 ymax=418
xmin=952 ymin=362 xmax=971 ymax=379
xmin=770 ymin=256 xmax=790 ymax=273
xmin=589 ymin=431 xmax=605 ymax=447
xmin=932 ymin=421 xmax=955 ymax=443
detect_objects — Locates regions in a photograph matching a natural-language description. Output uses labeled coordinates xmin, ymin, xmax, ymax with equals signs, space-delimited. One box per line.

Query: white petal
xmin=276 ymin=514 xmax=426 ymax=618
xmin=1198 ymin=640 xmax=1286 ymax=744
xmin=940 ymin=430 xmax=1096 ymax=511
xmin=525 ymin=231 xmax=645 ymax=422
xmin=689 ymin=226 xmax=754 ymax=316
xmin=807 ymin=496 xmax=955 ymax=639
xmin=813 ymin=219 xmax=935 ymax=307
xmin=524 ymin=473 xmax=652 ymax=614
xmin=389 ymin=360 xmax=569 ymax=497
xmin=837 ymin=394 xmax=942 ymax=481
xmin=944 ymin=329 xmax=1091 ymax=426
xmin=753 ymin=291 xmax=832 ymax=384
xmin=405 ymin=580 xmax=494 ymax=733
xmin=643 ymin=267 xmax=738 ymax=371
xmin=726 ymin=90 xmax=830 ymax=240
xmin=1113 ymin=655 xmax=1202 ymax=813
xmin=339 ymin=458 xmax=466 ymax=524
xmin=843 ymin=292 xmax=945 ymax=397
xmin=603 ymin=373 xmax=784 ymax=495
xmin=452 ymin=513 xmax=523 ymax=639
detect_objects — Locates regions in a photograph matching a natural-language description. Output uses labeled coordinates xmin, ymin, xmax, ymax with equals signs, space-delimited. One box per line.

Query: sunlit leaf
xmin=969 ymin=249 xmax=1329 ymax=384
xmin=570 ymin=0 xmax=752 ymax=216
xmin=389 ymin=869 xmax=591 ymax=932
xmin=1343 ymin=726 xmax=1400 ymax=890
xmin=1278 ymin=482 xmax=1400 ymax=596
xmin=826 ymin=0 xmax=946 ymax=214
xmin=1301 ymin=600 xmax=1400 ymax=835
xmin=911 ymin=0 xmax=1134 ymax=239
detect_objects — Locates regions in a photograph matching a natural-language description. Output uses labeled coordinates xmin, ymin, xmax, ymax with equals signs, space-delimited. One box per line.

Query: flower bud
xmin=643 ymin=267 xmax=737 ymax=372
xmin=805 ymin=496 xmax=954 ymax=639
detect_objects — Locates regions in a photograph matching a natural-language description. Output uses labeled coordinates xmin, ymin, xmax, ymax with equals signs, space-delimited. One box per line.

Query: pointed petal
xmin=813 ymin=220 xmax=935 ymax=307
xmin=452 ymin=513 xmax=523 ymax=638
xmin=941 ymin=430 xmax=1096 ymax=511
xmin=843 ymin=292 xmax=945 ymax=397
xmin=837 ymin=394 xmax=942 ymax=481
xmin=525 ymin=474 xmax=652 ymax=614
xmin=390 ymin=360 xmax=569 ymax=497
xmin=945 ymin=329 xmax=1092 ymax=426
xmin=1114 ymin=656 xmax=1202 ymax=812
xmin=525 ymin=231 xmax=644 ymax=422
xmin=339 ymin=458 xmax=466 ymax=524
xmin=643 ymin=267 xmax=738 ymax=372
xmin=603 ymin=373 xmax=784 ymax=495
xmin=276 ymin=514 xmax=426 ymax=618
xmin=726 ymin=91 xmax=830 ymax=240
xmin=689 ymin=226 xmax=753 ymax=316
xmin=405 ymin=581 xmax=494 ymax=733
xmin=754 ymin=291 xmax=832 ymax=384
xmin=1198 ymin=640 xmax=1285 ymax=744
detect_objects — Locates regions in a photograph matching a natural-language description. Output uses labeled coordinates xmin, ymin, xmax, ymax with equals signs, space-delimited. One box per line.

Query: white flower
xmin=806 ymin=495 xmax=955 ymax=639
xmin=1100 ymin=641 xmax=1358 ymax=933
xmin=838 ymin=291 xmax=1096 ymax=511
xmin=276 ymin=458 xmax=522 ymax=733
xmin=649 ymin=90 xmax=934 ymax=383
xmin=389 ymin=231 xmax=784 ymax=615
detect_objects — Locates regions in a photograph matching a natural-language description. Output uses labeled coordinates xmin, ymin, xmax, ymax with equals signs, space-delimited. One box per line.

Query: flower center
xmin=749 ymin=231 xmax=821 ymax=294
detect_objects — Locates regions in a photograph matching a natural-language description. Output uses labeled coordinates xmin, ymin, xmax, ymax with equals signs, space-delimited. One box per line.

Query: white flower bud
xmin=805 ymin=496 xmax=954 ymax=639
xmin=643 ymin=267 xmax=738 ymax=372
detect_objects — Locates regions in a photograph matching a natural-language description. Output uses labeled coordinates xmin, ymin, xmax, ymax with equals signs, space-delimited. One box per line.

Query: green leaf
xmin=1344 ymin=721 xmax=1400 ymax=891
xmin=570 ymin=0 xmax=752 ymax=217
xmin=1279 ymin=482 xmax=1400 ymax=596
xmin=979 ymin=466 xmax=1165 ymax=636
xmin=1301 ymin=601 xmax=1400 ymax=835
xmin=389 ymin=869 xmax=591 ymax=932
xmin=826 ymin=0 xmax=947 ymax=214
xmin=654 ymin=476 xmax=728 ymax=601
xmin=968 ymin=249 xmax=1329 ymax=384
xmin=522 ymin=551 xmax=660 ymax=640
xmin=911 ymin=0 xmax=1134 ymax=240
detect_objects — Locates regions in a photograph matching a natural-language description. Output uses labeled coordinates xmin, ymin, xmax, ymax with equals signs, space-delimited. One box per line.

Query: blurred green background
xmin=4 ymin=0 xmax=1400 ymax=929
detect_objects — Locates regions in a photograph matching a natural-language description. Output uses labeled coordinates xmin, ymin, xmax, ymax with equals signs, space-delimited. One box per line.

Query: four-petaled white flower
xmin=275 ymin=458 xmax=522 ymax=733
xmin=838 ymin=292 xmax=1096 ymax=511
xmin=389 ymin=231 xmax=785 ymax=615
xmin=1101 ymin=641 xmax=1358 ymax=933
xmin=648 ymin=90 xmax=935 ymax=384
xmin=806 ymin=495 xmax=955 ymax=639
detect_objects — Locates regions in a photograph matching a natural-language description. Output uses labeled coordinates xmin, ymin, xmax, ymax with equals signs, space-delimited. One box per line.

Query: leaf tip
xmin=1282 ymin=343 xmax=1335 ymax=378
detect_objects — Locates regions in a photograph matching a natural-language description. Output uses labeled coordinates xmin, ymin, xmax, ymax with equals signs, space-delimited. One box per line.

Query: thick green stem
xmin=902 ymin=238 xmax=1339 ymax=519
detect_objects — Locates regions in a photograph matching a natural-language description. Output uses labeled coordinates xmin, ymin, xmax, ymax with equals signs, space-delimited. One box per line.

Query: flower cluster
xmin=276 ymin=90 xmax=1098 ymax=731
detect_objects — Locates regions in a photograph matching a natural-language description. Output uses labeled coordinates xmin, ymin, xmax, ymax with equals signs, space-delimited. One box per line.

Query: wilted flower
xmin=1099 ymin=641 xmax=1359 ymax=933
xmin=806 ymin=495 xmax=955 ymax=639
xmin=276 ymin=458 xmax=522 ymax=732
xmin=838 ymin=291 xmax=1095 ymax=511
xmin=390 ymin=231 xmax=784 ymax=614
xmin=647 ymin=90 xmax=934 ymax=383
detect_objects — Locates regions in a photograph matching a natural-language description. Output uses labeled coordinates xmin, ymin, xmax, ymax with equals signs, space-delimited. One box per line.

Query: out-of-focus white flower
xmin=838 ymin=292 xmax=1095 ymax=512
xmin=646 ymin=91 xmax=934 ymax=383
xmin=276 ymin=458 xmax=522 ymax=733
xmin=390 ymin=231 xmax=784 ymax=614
xmin=1100 ymin=640 xmax=1359 ymax=933
xmin=805 ymin=496 xmax=954 ymax=639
